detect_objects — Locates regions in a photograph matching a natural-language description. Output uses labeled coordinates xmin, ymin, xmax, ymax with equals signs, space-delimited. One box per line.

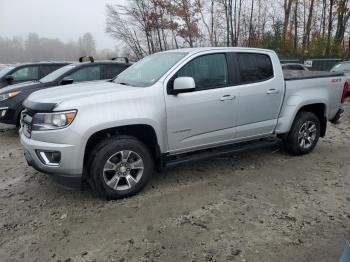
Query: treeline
xmin=0 ymin=32 xmax=117 ymax=63
xmin=106 ymin=0 xmax=350 ymax=59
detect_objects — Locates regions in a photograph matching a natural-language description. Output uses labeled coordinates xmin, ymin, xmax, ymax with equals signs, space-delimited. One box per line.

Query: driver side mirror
xmin=60 ymin=77 xmax=74 ymax=85
xmin=173 ymin=77 xmax=195 ymax=94
xmin=4 ymin=75 xmax=14 ymax=84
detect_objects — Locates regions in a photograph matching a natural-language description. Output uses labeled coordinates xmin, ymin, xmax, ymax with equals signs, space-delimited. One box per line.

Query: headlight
xmin=32 ymin=110 xmax=77 ymax=131
xmin=0 ymin=91 xmax=21 ymax=101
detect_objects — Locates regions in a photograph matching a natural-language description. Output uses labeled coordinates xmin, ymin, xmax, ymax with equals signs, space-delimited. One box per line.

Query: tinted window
xmin=67 ymin=66 xmax=101 ymax=82
xmin=237 ymin=53 xmax=273 ymax=84
xmin=102 ymin=64 xmax=128 ymax=79
xmin=40 ymin=65 xmax=77 ymax=83
xmin=40 ymin=64 xmax=65 ymax=77
xmin=11 ymin=66 xmax=39 ymax=81
xmin=177 ymin=54 xmax=228 ymax=90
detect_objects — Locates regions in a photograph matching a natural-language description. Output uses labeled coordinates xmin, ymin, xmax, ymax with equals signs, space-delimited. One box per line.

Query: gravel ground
xmin=0 ymin=102 xmax=350 ymax=262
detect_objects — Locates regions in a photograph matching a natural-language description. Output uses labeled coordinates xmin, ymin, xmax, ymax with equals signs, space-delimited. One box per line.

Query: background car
xmin=0 ymin=57 xmax=130 ymax=126
xmin=282 ymin=63 xmax=309 ymax=71
xmin=330 ymin=61 xmax=350 ymax=74
xmin=0 ymin=62 xmax=69 ymax=89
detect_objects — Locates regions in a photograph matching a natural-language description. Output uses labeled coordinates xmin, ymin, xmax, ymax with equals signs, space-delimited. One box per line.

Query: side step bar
xmin=166 ymin=138 xmax=278 ymax=168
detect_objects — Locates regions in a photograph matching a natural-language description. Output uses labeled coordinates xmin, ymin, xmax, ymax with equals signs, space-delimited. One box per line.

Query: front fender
xmin=80 ymin=117 xmax=164 ymax=151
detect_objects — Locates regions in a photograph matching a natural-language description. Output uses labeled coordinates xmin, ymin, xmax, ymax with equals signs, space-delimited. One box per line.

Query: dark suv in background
xmin=0 ymin=62 xmax=69 ymax=88
xmin=0 ymin=57 xmax=130 ymax=126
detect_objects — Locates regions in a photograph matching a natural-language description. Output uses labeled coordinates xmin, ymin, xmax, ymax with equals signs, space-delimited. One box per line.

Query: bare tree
xmin=106 ymin=4 xmax=145 ymax=58
xmin=78 ymin=33 xmax=96 ymax=56
xmin=283 ymin=0 xmax=294 ymax=48
xmin=102 ymin=0 xmax=350 ymax=59
xmin=326 ymin=0 xmax=335 ymax=55
xmin=173 ymin=0 xmax=201 ymax=47
xmin=248 ymin=0 xmax=254 ymax=46
xmin=335 ymin=0 xmax=350 ymax=45
xmin=302 ymin=0 xmax=315 ymax=53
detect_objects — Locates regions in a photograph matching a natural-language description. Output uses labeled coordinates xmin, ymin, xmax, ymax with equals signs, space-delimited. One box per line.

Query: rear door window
xmin=67 ymin=65 xmax=101 ymax=82
xmin=11 ymin=66 xmax=39 ymax=81
xmin=176 ymin=53 xmax=229 ymax=91
xmin=102 ymin=64 xmax=128 ymax=79
xmin=236 ymin=53 xmax=273 ymax=84
xmin=40 ymin=64 xmax=65 ymax=77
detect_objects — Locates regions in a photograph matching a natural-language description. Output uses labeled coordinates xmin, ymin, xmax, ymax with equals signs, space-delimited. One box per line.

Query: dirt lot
xmin=0 ymin=103 xmax=350 ymax=262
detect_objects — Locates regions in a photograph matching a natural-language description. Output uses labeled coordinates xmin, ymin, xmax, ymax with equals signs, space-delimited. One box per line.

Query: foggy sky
xmin=0 ymin=0 xmax=125 ymax=50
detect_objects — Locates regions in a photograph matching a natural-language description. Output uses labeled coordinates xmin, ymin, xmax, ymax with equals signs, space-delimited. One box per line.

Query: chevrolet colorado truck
xmin=20 ymin=48 xmax=348 ymax=199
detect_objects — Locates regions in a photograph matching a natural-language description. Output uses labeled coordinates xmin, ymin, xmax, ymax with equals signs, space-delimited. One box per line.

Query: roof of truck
xmin=165 ymin=47 xmax=275 ymax=54
xmin=10 ymin=61 xmax=69 ymax=66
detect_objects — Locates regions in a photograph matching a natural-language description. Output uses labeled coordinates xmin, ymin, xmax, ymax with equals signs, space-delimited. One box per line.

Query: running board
xmin=166 ymin=138 xmax=278 ymax=168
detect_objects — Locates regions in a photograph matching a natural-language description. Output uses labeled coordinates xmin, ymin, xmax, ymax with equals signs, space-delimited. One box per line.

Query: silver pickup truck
xmin=20 ymin=47 xmax=348 ymax=199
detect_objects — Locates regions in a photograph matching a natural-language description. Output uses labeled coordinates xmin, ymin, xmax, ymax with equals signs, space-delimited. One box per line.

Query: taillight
xmin=341 ymin=82 xmax=348 ymax=103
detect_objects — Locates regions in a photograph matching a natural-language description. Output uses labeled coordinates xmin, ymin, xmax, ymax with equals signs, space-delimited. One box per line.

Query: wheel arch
xmin=83 ymin=124 xmax=161 ymax=173
xmin=295 ymin=103 xmax=327 ymax=137
xmin=276 ymin=101 xmax=328 ymax=137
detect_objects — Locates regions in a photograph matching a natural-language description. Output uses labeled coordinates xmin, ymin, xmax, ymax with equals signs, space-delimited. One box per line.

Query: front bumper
xmin=20 ymin=131 xmax=83 ymax=188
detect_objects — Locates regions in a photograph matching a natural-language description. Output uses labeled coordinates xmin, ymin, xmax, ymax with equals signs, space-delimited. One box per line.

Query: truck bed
xmin=283 ymin=70 xmax=344 ymax=81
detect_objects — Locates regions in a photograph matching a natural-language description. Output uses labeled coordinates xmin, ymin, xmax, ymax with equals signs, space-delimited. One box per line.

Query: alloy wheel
xmin=103 ymin=150 xmax=144 ymax=191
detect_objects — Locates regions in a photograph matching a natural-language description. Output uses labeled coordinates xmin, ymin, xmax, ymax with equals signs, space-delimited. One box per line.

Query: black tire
xmin=283 ymin=111 xmax=321 ymax=155
xmin=16 ymin=109 xmax=24 ymax=128
xmin=89 ymin=136 xmax=154 ymax=199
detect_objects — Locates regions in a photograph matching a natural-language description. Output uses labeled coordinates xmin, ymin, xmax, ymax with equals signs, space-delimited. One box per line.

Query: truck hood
xmin=25 ymin=81 xmax=141 ymax=109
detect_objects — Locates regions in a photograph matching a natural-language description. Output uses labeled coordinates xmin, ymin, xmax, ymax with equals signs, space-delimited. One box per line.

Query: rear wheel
xmin=283 ymin=111 xmax=320 ymax=155
xmin=89 ymin=136 xmax=154 ymax=199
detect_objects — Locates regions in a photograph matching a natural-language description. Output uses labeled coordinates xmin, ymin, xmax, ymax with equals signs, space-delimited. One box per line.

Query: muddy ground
xmin=1 ymin=103 xmax=350 ymax=262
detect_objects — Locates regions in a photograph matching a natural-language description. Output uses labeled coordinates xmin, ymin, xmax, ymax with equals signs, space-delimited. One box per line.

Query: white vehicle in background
xmin=331 ymin=61 xmax=350 ymax=75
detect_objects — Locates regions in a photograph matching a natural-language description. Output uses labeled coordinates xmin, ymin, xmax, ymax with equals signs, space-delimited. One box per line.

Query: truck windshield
xmin=330 ymin=63 xmax=350 ymax=73
xmin=40 ymin=64 xmax=76 ymax=83
xmin=115 ymin=52 xmax=188 ymax=87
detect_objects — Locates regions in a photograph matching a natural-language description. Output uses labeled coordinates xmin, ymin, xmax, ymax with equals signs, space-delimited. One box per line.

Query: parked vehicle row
xmin=0 ymin=62 xmax=69 ymax=89
xmin=0 ymin=57 xmax=130 ymax=126
xmin=16 ymin=47 xmax=347 ymax=199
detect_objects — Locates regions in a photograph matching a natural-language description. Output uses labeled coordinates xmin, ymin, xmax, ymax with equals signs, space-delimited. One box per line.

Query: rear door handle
xmin=220 ymin=95 xmax=236 ymax=101
xmin=266 ymin=89 xmax=280 ymax=94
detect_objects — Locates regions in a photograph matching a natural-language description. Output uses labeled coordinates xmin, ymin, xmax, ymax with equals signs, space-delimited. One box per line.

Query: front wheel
xmin=90 ymin=136 xmax=154 ymax=199
xmin=283 ymin=112 xmax=321 ymax=155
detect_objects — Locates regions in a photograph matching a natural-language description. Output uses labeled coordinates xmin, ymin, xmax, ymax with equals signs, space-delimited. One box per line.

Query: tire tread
xmin=87 ymin=135 xmax=153 ymax=199
xmin=283 ymin=111 xmax=320 ymax=155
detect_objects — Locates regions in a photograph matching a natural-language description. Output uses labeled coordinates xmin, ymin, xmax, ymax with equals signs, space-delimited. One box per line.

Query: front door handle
xmin=220 ymin=95 xmax=236 ymax=101
xmin=266 ymin=89 xmax=280 ymax=94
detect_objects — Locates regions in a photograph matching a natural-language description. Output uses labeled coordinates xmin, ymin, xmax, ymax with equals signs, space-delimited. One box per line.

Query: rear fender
xmin=275 ymin=94 xmax=328 ymax=134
